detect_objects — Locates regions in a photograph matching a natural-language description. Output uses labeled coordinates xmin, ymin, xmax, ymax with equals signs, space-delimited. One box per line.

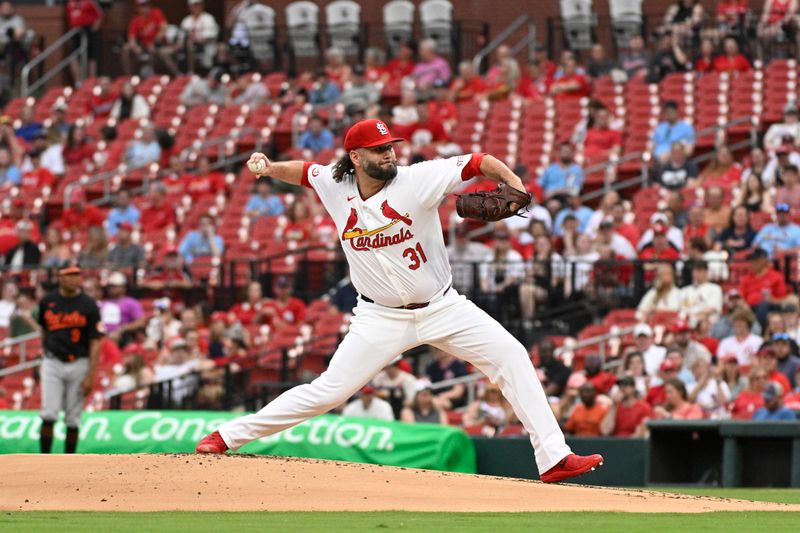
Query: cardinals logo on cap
xmin=376 ymin=122 xmax=389 ymax=135
xmin=341 ymin=201 xmax=414 ymax=251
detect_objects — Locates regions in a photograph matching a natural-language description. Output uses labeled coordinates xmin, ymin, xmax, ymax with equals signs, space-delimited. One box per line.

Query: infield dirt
xmin=1 ymin=454 xmax=798 ymax=513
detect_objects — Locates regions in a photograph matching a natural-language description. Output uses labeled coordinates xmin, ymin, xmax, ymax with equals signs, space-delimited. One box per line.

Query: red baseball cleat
xmin=540 ymin=453 xmax=604 ymax=483
xmin=195 ymin=431 xmax=229 ymax=454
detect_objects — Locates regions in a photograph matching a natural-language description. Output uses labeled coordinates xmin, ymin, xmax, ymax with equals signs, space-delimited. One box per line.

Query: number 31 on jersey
xmin=403 ymin=242 xmax=428 ymax=270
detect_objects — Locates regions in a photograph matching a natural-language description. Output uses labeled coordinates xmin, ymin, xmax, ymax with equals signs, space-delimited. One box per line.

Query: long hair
xmin=332 ymin=152 xmax=354 ymax=183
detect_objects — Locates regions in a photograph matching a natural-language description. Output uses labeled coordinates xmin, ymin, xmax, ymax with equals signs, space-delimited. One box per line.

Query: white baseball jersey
xmin=302 ymin=154 xmax=484 ymax=307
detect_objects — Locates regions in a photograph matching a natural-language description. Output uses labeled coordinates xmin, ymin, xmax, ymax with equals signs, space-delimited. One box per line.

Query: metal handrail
xmin=0 ymin=330 xmax=40 ymax=349
xmin=0 ymin=331 xmax=41 ymax=368
xmin=510 ymin=20 xmax=537 ymax=63
xmin=0 ymin=357 xmax=42 ymax=378
xmin=472 ymin=15 xmax=530 ymax=74
xmin=21 ymin=27 xmax=86 ymax=97
xmin=554 ymin=325 xmax=637 ymax=361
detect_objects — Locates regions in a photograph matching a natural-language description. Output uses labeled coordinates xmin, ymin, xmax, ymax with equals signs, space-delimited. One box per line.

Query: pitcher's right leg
xmin=206 ymin=305 xmax=417 ymax=451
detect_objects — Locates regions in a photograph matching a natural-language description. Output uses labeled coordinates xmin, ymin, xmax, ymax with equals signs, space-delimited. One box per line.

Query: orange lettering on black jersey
xmin=43 ymin=310 xmax=88 ymax=331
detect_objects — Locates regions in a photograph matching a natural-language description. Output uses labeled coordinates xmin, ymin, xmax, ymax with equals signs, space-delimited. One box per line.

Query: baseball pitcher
xmin=196 ymin=119 xmax=603 ymax=482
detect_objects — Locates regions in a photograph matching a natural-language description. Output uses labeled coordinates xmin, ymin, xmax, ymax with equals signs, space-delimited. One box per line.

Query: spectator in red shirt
xmin=694 ymin=145 xmax=743 ymax=190
xmin=612 ymin=376 xmax=652 ymax=437
xmin=63 ymin=123 xmax=94 ymax=166
xmin=279 ymin=198 xmax=313 ymax=243
xmin=20 ymin=149 xmax=56 ymax=191
xmin=407 ymin=101 xmax=449 ymax=148
xmin=533 ymin=43 xmax=557 ymax=82
xmin=230 ymin=280 xmax=270 ymax=326
xmin=584 ymin=355 xmax=617 ymax=394
xmin=582 ymin=107 xmax=623 ymax=163
xmin=756 ymin=346 xmax=793 ymax=394
xmin=162 ymin=155 xmax=190 ymax=200
xmin=140 ymin=246 xmax=192 ymax=297
xmin=85 ymin=76 xmax=116 ymax=119
xmin=683 ymin=205 xmax=710 ymax=245
xmin=122 ymin=0 xmax=167 ymax=75
xmin=66 ymin=0 xmax=103 ymax=80
xmin=266 ymin=276 xmax=306 ymax=327
xmin=184 ymin=156 xmax=227 ymax=201
xmin=739 ymin=247 xmax=788 ymax=325
xmin=731 ymin=367 xmax=767 ymax=419
xmin=139 ymin=183 xmax=177 ymax=234
xmin=646 ymin=359 xmax=680 ymax=407
xmin=428 ymin=80 xmax=457 ymax=132
xmin=609 ymin=202 xmax=639 ymax=247
xmin=694 ymin=37 xmax=716 ymax=73
xmin=449 ymin=60 xmax=488 ymax=101
xmin=639 ymin=223 xmax=681 ymax=281
xmin=384 ymin=40 xmax=415 ymax=82
xmin=712 ymin=36 xmax=751 ymax=73
xmin=516 ymin=60 xmax=548 ymax=100
xmin=549 ymin=56 xmax=590 ymax=101
xmin=61 ymin=188 xmax=105 ymax=233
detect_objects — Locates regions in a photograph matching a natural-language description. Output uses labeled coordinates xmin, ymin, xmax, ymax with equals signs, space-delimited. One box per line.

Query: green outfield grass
xmin=3 ymin=488 xmax=798 ymax=532
xmin=2 ymin=510 xmax=799 ymax=533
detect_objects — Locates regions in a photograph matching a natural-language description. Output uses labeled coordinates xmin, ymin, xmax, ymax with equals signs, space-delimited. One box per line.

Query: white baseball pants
xmin=218 ymin=288 xmax=572 ymax=473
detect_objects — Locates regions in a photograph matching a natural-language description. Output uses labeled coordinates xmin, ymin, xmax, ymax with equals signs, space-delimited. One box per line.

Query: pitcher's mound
xmin=1 ymin=454 xmax=796 ymax=513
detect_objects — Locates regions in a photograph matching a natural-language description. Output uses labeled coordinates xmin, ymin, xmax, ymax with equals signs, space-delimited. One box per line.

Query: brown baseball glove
xmin=456 ymin=183 xmax=532 ymax=222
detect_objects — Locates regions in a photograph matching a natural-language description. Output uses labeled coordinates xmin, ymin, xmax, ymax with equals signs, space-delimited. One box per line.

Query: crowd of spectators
xmin=3 ymin=1 xmax=800 ymax=432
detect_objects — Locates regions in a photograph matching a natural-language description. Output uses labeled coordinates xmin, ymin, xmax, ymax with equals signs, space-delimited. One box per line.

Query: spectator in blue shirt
xmin=309 ymin=68 xmax=341 ymax=107
xmin=752 ymin=383 xmax=797 ymax=420
xmin=553 ymin=194 xmax=594 ymax=236
xmin=179 ymin=213 xmax=224 ymax=264
xmin=106 ymin=189 xmax=141 ymax=236
xmin=540 ymin=142 xmax=585 ymax=200
xmin=245 ymin=177 xmax=284 ymax=219
xmin=753 ymin=203 xmax=800 ymax=257
xmin=14 ymin=105 xmax=43 ymax=144
xmin=0 ymin=147 xmax=21 ymax=188
xmin=297 ymin=116 xmax=335 ymax=155
xmin=126 ymin=124 xmax=161 ymax=167
xmin=652 ymin=100 xmax=695 ymax=164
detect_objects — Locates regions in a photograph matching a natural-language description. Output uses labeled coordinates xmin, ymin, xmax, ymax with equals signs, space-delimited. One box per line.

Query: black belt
xmin=361 ymin=286 xmax=450 ymax=310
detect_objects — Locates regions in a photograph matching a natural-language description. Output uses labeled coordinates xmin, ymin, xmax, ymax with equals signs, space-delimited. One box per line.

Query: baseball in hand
xmin=248 ymin=155 xmax=267 ymax=174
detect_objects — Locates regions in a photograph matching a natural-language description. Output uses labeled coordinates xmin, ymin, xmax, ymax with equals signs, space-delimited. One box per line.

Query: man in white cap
xmin=637 ymin=211 xmax=683 ymax=252
xmin=100 ymin=271 xmax=145 ymax=345
xmin=764 ymin=103 xmax=800 ymax=154
xmin=633 ymin=323 xmax=667 ymax=376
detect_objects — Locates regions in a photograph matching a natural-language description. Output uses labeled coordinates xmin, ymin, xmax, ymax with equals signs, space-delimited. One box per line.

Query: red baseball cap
xmin=210 ymin=311 xmax=229 ymax=324
xmin=344 ymin=119 xmax=404 ymax=152
xmin=660 ymin=360 xmax=679 ymax=372
xmin=671 ymin=320 xmax=690 ymax=333
xmin=117 ymin=222 xmax=134 ymax=232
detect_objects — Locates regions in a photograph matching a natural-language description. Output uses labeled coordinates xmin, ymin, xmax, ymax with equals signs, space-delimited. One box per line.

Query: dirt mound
xmin=1 ymin=454 xmax=796 ymax=513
